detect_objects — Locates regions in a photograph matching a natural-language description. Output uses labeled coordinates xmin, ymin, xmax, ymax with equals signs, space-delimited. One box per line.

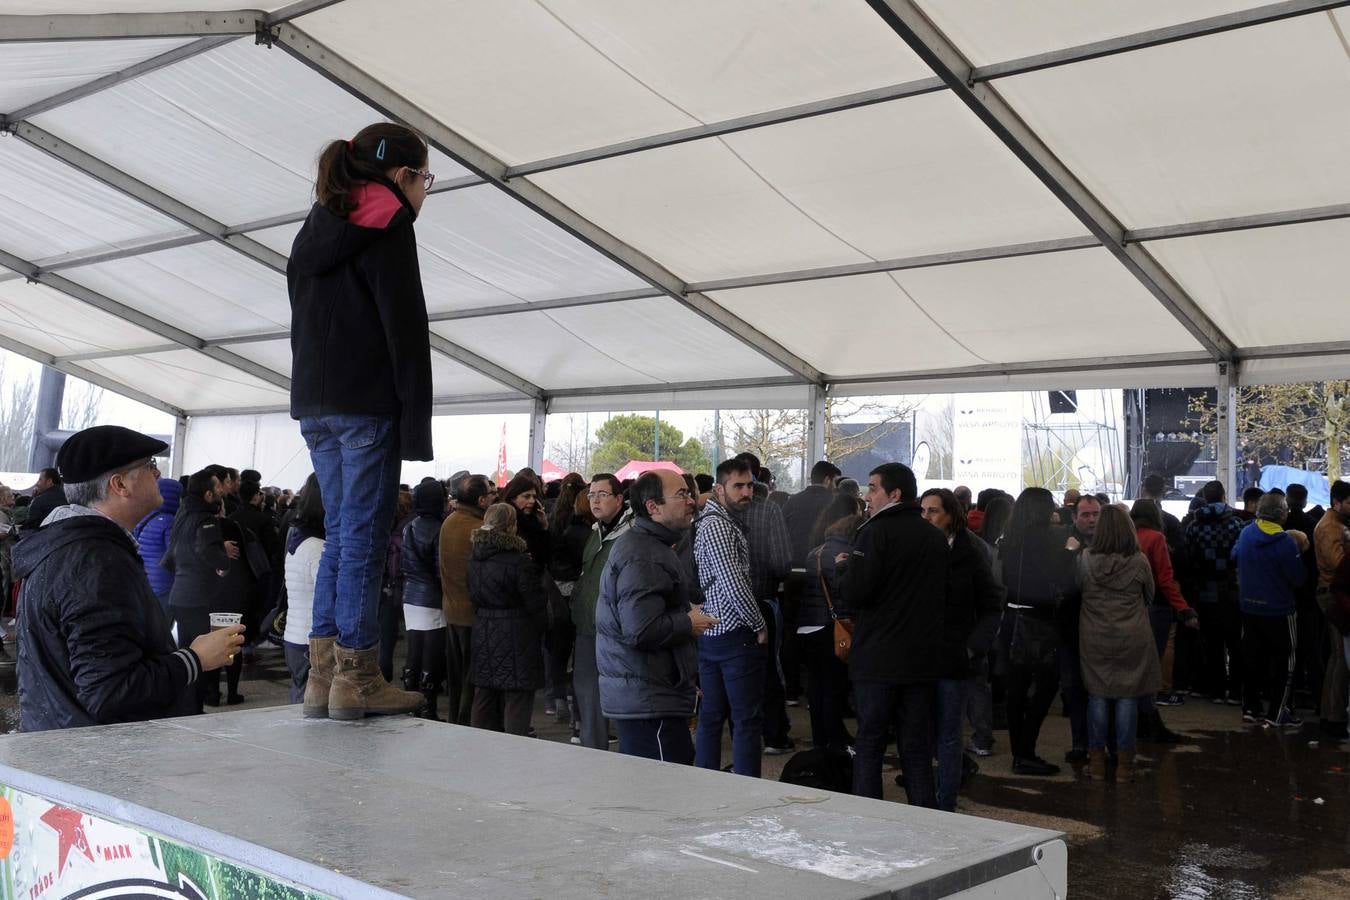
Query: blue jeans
xmin=852 ymin=680 xmax=937 ymax=807
xmin=695 ymin=628 xmax=766 ymax=777
xmin=934 ymin=678 xmax=968 ymax=812
xmin=1088 ymin=694 xmax=1139 ymax=752
xmin=300 ymin=414 xmax=400 ymax=650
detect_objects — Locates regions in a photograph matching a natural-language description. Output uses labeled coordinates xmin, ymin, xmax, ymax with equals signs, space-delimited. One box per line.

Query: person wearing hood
xmin=1183 ymin=480 xmax=1247 ymax=705
xmin=1078 ymin=506 xmax=1161 ymax=782
xmin=288 ymin=122 xmax=433 ymax=721
xmin=467 ymin=503 xmax=548 ymax=736
xmin=15 ymin=427 xmax=242 ymax=732
xmin=134 ymin=477 xmax=182 ymax=614
xmin=1234 ymin=492 xmax=1308 ymax=728
xmin=570 ymin=474 xmax=632 ymax=750
xmin=401 ymin=479 xmax=449 ymax=719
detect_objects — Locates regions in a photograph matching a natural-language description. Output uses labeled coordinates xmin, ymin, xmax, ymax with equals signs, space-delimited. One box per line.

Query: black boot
xmin=402 ymin=630 xmax=425 ymax=691
xmin=419 ymin=673 xmax=442 ymax=721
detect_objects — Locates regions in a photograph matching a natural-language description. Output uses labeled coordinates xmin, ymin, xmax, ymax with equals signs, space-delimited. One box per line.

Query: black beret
xmin=56 ymin=425 xmax=169 ymax=484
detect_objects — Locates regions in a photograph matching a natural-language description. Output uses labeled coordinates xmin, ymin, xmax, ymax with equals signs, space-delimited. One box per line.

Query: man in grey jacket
xmin=596 ymin=470 xmax=717 ymax=763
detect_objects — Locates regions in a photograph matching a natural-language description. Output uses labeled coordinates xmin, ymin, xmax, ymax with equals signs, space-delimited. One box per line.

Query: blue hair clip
xmin=375 ymin=138 xmax=386 ymax=161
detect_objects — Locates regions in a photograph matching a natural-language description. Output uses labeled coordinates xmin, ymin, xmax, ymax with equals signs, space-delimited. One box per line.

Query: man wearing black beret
xmin=13 ymin=425 xmax=244 ymax=732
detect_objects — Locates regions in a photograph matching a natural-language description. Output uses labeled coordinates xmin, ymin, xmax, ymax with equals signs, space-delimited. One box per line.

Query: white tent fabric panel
xmin=63 ymin=241 xmax=290 ymax=340
xmin=0 ymin=38 xmax=192 ymax=113
xmin=716 ymin=94 xmax=1091 ymax=261
xmin=1240 ymin=354 xmax=1350 ymax=386
xmin=248 ymin=223 xmax=303 ymax=258
xmin=223 ymin=339 xmax=291 ymax=378
xmin=886 ymin=248 xmax=1204 ymax=363
xmin=0 ymin=138 xmax=181 ymax=261
xmin=182 ymin=413 xmax=312 ymax=492
xmin=1145 ymin=220 xmax=1350 ymax=348
xmin=916 ymin=0 xmax=1272 ymax=65
xmin=832 ymin=362 xmax=1222 ymax=397
xmin=32 ymin=38 xmax=470 ymax=226
xmin=712 ymin=273 xmax=984 ymax=378
xmin=996 ymin=15 xmax=1350 ymax=229
xmin=79 ymin=349 xmax=289 ymax=411
xmin=428 ymin=353 xmax=519 ymax=398
xmin=415 ymin=186 xmax=648 ymax=306
xmin=303 ymin=0 xmax=931 ymax=166
xmin=0 ymin=281 xmax=167 ymax=357
xmin=532 ymin=138 xmax=869 ymax=283
xmin=435 ymin=297 xmax=782 ymax=390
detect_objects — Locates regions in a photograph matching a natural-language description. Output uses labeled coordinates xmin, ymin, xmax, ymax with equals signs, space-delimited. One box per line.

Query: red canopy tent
xmin=613 ymin=460 xmax=684 ymax=482
xmin=540 ymin=459 xmax=567 ymax=483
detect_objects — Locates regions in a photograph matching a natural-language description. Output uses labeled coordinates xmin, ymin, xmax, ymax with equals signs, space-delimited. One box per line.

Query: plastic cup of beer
xmin=209 ymin=612 xmax=243 ymax=662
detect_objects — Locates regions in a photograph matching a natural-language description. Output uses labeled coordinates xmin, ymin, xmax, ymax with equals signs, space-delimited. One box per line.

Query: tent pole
xmin=1216 ymin=362 xmax=1238 ymax=498
xmin=528 ymin=399 xmax=547 ymax=473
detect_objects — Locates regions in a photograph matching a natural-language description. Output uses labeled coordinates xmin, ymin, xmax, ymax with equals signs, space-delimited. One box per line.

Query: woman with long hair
xmin=999 ymin=487 xmax=1075 ymax=776
xmin=1079 ymin=506 xmax=1160 ymax=781
xmin=920 ymin=488 xmax=1002 ymax=810
xmin=290 ymin=122 xmax=435 ymax=720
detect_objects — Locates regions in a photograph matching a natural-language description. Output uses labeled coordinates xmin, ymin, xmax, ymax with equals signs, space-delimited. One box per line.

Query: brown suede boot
xmin=329 ymin=644 xmax=425 ymax=721
xmin=1117 ymin=750 xmax=1137 ymax=783
xmin=302 ymin=636 xmax=337 ymax=719
xmin=1087 ymin=749 xmax=1108 ymax=781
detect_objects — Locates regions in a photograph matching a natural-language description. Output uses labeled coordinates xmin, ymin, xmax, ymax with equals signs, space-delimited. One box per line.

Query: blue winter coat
xmin=1233 ymin=521 xmax=1306 ymax=617
xmin=134 ymin=478 xmax=181 ymax=597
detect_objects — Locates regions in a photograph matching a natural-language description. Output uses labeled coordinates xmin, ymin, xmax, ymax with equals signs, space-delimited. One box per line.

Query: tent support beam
xmin=3 ymin=36 xmax=239 ymax=121
xmin=427 ymin=335 xmax=542 ymax=400
xmin=0 ymin=12 xmax=261 ymax=42
xmin=0 ymin=247 xmax=290 ymax=391
xmin=865 ymin=0 xmax=1238 ymax=362
xmin=1216 ymin=361 xmax=1238 ymax=498
xmin=806 ymin=384 xmax=828 ymax=468
xmin=171 ymin=414 xmax=189 ymax=478
xmin=270 ymin=23 xmax=823 ymax=385
xmin=527 ymin=398 xmax=548 ymax=472
xmin=9 ymin=122 xmax=288 ymax=274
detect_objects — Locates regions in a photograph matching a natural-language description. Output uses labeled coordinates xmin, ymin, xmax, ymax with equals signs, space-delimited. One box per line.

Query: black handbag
xmin=1007 ymin=611 xmax=1059 ymax=668
xmin=243 ymin=532 xmax=272 ymax=581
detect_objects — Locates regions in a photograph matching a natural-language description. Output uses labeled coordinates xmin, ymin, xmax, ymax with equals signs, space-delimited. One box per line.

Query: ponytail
xmin=315 ymin=122 xmax=428 ymax=217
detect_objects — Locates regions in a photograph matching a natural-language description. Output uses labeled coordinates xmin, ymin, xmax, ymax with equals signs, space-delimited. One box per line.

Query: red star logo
xmin=39 ymin=806 xmax=95 ymax=874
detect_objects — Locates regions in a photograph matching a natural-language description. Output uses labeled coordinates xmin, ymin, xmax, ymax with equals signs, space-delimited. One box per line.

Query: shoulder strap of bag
xmin=816 ymin=548 xmax=839 ymax=621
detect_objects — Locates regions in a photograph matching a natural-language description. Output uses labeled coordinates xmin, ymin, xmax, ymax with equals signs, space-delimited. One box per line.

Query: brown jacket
xmin=1315 ymin=510 xmax=1347 ymax=587
xmin=439 ymin=507 xmax=484 ymax=627
xmin=1077 ymin=551 xmax=1160 ymax=699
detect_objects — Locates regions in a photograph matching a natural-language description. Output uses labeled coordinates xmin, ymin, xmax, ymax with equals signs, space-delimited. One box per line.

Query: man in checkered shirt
xmin=693 ymin=458 xmax=768 ymax=777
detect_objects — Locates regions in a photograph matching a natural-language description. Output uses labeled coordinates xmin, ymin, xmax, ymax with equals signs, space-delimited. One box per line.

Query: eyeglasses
xmin=587 ymin=490 xmax=615 ymax=500
xmin=657 ymin=489 xmax=694 ymax=503
xmin=122 ymin=459 xmax=159 ymax=478
xmin=411 ymin=168 xmax=435 ymax=190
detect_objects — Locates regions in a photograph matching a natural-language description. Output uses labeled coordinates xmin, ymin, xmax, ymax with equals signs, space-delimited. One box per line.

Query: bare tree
xmin=721 ymin=408 xmax=806 ymax=489
xmin=824 ymin=395 xmax=923 ymax=461
xmin=0 ymin=360 xmax=36 ymax=472
xmin=1190 ymin=381 xmax=1350 ymax=480
xmin=546 ymin=413 xmax=594 ymax=477
xmin=60 ymin=380 xmax=105 ymax=432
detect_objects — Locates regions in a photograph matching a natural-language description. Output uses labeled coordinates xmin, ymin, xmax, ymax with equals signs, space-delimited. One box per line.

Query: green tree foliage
xmin=590 ymin=414 xmax=711 ymax=475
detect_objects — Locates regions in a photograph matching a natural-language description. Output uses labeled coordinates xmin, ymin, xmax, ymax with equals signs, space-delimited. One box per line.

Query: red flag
xmin=495 ymin=423 xmax=509 ymax=486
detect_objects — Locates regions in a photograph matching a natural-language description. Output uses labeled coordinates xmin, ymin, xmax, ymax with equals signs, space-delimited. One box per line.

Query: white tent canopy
xmin=0 ymin=1 xmax=1347 ymax=466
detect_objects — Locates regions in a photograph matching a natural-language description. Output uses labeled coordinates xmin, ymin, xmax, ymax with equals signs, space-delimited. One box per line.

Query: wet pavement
xmin=2 ymin=645 xmax=1347 ymax=898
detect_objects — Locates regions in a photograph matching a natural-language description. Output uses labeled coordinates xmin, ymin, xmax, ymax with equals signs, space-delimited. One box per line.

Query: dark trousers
xmin=544 ymin=618 xmax=575 ymax=703
xmin=377 ymin=591 xmax=400 ymax=683
xmin=615 ymin=717 xmax=694 ymax=764
xmin=934 ymin=678 xmax=968 ymax=812
xmin=1242 ymin=612 xmax=1296 ymax=719
xmin=470 ymin=687 xmax=533 ymax=736
xmin=694 ymin=628 xmax=765 ymax=776
xmin=758 ymin=598 xmax=791 ymax=745
xmin=572 ymin=632 xmax=609 ymax=750
xmin=283 ymin=640 xmax=309 ymax=704
xmin=172 ymin=605 xmax=212 ymax=712
xmin=1199 ymin=599 xmax=1243 ymax=699
xmin=1006 ymin=661 xmax=1059 ymax=760
xmin=851 ymin=680 xmax=936 ymax=807
xmin=801 ymin=626 xmax=851 ymax=751
xmin=1059 ymin=644 xmax=1088 ymax=751
xmin=446 ymin=625 xmax=475 ymax=726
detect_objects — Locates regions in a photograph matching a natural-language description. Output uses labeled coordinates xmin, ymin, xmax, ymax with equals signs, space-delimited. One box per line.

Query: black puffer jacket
xmin=288 ymin=179 xmax=433 ymax=461
xmin=14 ymin=511 xmax=201 ymax=732
xmin=595 ymin=517 xmax=698 ymax=720
xmin=785 ymin=485 xmax=836 ymax=565
xmin=164 ymin=495 xmax=233 ymax=610
xmin=467 ymin=529 xmax=546 ymax=691
xmin=401 ymin=514 xmax=443 ymax=611
xmin=940 ymin=529 xmax=1003 ymax=679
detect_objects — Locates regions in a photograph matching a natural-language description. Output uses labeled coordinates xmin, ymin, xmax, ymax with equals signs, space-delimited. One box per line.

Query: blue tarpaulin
xmin=1259 ymin=465 xmax=1330 ymax=508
